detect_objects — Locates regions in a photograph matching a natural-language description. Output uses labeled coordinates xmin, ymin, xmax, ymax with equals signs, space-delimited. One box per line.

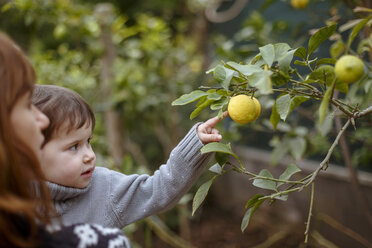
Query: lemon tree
xmin=228 ymin=95 xmax=261 ymax=124
xmin=172 ymin=8 xmax=372 ymax=243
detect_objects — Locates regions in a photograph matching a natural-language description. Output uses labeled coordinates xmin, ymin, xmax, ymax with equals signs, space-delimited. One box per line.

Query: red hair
xmin=0 ymin=32 xmax=56 ymax=247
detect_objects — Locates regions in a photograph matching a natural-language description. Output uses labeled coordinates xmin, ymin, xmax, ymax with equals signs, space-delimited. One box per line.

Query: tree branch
xmin=354 ymin=105 xmax=372 ymax=118
xmin=304 ymin=182 xmax=315 ymax=243
xmin=305 ymin=118 xmax=351 ymax=186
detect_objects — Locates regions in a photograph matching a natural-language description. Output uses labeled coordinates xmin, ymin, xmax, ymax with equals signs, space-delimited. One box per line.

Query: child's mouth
xmin=81 ymin=168 xmax=94 ymax=177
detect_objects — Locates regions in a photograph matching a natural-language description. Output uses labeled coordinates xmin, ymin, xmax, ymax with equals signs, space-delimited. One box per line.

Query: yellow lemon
xmin=290 ymin=0 xmax=309 ymax=9
xmin=228 ymin=95 xmax=261 ymax=124
xmin=335 ymin=55 xmax=364 ymax=84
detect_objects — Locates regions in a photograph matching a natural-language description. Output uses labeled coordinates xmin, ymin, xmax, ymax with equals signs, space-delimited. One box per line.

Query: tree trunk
xmin=96 ymin=3 xmax=124 ymax=169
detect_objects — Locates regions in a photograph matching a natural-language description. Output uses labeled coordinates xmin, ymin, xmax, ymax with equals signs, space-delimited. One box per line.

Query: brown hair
xmin=32 ymin=84 xmax=96 ymax=144
xmin=0 ymin=32 xmax=55 ymax=247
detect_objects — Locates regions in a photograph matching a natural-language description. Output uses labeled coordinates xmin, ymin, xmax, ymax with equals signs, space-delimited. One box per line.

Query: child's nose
xmin=83 ymin=147 xmax=95 ymax=163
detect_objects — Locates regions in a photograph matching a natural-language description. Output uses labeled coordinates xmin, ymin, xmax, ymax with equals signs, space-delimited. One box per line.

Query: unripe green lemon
xmin=335 ymin=55 xmax=364 ymax=84
xmin=313 ymin=65 xmax=335 ymax=86
xmin=290 ymin=0 xmax=309 ymax=9
xmin=228 ymin=95 xmax=261 ymax=124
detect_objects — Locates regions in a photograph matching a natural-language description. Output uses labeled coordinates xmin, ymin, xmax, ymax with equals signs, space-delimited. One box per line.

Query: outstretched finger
xmin=204 ymin=111 xmax=228 ymax=127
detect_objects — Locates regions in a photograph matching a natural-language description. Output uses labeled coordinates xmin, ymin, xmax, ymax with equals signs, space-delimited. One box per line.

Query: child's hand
xmin=197 ymin=111 xmax=228 ymax=144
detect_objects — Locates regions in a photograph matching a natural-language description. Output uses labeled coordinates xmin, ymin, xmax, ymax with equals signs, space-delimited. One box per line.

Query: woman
xmin=0 ymin=32 xmax=130 ymax=247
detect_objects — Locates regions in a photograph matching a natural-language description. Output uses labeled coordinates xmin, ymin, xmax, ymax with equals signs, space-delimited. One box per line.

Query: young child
xmin=32 ymin=84 xmax=226 ymax=228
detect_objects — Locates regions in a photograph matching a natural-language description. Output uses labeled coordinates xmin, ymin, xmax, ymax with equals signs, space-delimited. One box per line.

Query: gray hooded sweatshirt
xmin=47 ymin=124 xmax=212 ymax=228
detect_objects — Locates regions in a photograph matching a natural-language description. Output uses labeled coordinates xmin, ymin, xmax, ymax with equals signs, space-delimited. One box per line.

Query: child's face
xmin=40 ymin=122 xmax=96 ymax=189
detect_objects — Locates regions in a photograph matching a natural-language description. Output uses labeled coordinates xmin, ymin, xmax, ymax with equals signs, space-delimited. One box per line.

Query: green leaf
xmin=196 ymin=96 xmax=207 ymax=107
xmin=289 ymin=137 xmax=306 ymax=161
xmin=212 ymin=65 xmax=235 ymax=89
xmin=294 ymin=60 xmax=308 ymax=66
xmin=290 ymin=96 xmax=309 ymax=113
xmin=245 ymin=194 xmax=265 ymax=209
xmin=335 ymin=82 xmax=348 ymax=93
xmin=210 ymin=97 xmax=228 ymax=110
xmin=274 ymin=43 xmax=291 ymax=61
xmin=308 ymin=57 xmax=318 ymax=65
xmin=172 ymin=90 xmax=208 ymax=106
xmin=209 ymin=163 xmax=223 ymax=175
xmin=315 ymin=58 xmax=336 ymax=67
xmin=271 ymin=70 xmax=291 ymax=87
xmin=253 ymin=169 xmax=277 ymax=191
xmin=274 ymin=194 xmax=289 ymax=201
xmin=215 ymin=152 xmax=230 ymax=166
xmin=270 ymin=138 xmax=290 ymax=165
xmin=274 ymin=94 xmax=309 ymax=122
xmin=201 ymin=142 xmax=235 ymax=156
xmin=241 ymin=199 xmax=264 ymax=232
xmin=316 ymin=112 xmax=333 ymax=136
xmin=192 ymin=178 xmax=215 ymax=216
xmin=259 ymin=44 xmax=275 ymax=66
xmin=1 ymin=2 xmax=13 ymax=12
xmin=278 ymin=49 xmax=296 ymax=74
xmin=294 ymin=47 xmax=307 ymax=59
xmin=247 ymin=70 xmax=273 ymax=95
xmin=190 ymin=99 xmax=214 ymax=119
xmin=207 ymin=92 xmax=222 ymax=101
xmin=250 ymin=54 xmax=263 ymax=65
xmin=319 ymin=80 xmax=335 ymax=124
xmin=213 ymin=65 xmax=226 ymax=82
xmin=270 ymin=100 xmax=280 ymax=130
xmin=276 ymin=94 xmax=291 ymax=121
xmin=213 ymin=65 xmax=235 ymax=89
xmin=308 ymin=24 xmax=337 ymax=56
xmin=277 ymin=164 xmax=301 ymax=188
xmin=354 ymin=6 xmax=372 ymax=13
xmin=346 ymin=15 xmax=372 ymax=53
xmin=225 ymin=62 xmax=262 ymax=76
xmin=330 ymin=40 xmax=345 ymax=59
xmin=217 ymin=109 xmax=225 ymax=119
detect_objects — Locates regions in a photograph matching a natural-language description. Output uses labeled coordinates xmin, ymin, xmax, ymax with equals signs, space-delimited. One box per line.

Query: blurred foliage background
xmin=1 ymin=0 xmax=371 ymax=247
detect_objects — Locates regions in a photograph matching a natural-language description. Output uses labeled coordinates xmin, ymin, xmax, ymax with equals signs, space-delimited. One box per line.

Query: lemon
xmin=228 ymin=95 xmax=261 ymax=124
xmin=312 ymin=65 xmax=335 ymax=86
xmin=290 ymin=0 xmax=309 ymax=9
xmin=335 ymin=55 xmax=364 ymax=84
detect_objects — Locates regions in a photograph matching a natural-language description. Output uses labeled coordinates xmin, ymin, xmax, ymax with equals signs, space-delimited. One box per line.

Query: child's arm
xmin=197 ymin=111 xmax=228 ymax=144
xmin=105 ymin=113 xmax=227 ymax=228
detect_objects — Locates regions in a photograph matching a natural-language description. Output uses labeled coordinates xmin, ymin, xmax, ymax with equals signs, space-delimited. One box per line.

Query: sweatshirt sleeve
xmin=107 ymin=123 xmax=212 ymax=228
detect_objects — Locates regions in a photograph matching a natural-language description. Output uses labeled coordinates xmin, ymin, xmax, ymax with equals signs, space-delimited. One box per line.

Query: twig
xmin=317 ymin=213 xmax=372 ymax=248
xmin=335 ymin=116 xmax=372 ymax=228
xmin=251 ymin=230 xmax=289 ymax=248
xmin=354 ymin=105 xmax=372 ymax=118
xmin=329 ymin=98 xmax=354 ymax=117
xmin=249 ymin=175 xmax=306 ymax=185
xmin=231 ymin=165 xmax=306 ymax=185
xmin=311 ymin=230 xmax=339 ymax=248
xmin=305 ymin=118 xmax=351 ymax=186
xmin=258 ymin=186 xmax=303 ymax=200
xmin=304 ymin=182 xmax=315 ymax=243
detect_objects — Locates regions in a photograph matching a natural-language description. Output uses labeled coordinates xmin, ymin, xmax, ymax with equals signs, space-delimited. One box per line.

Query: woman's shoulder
xmin=40 ymin=223 xmax=131 ymax=248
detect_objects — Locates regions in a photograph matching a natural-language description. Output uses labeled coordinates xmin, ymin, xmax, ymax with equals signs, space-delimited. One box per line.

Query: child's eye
xmin=86 ymin=137 xmax=92 ymax=145
xmin=69 ymin=144 xmax=78 ymax=151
